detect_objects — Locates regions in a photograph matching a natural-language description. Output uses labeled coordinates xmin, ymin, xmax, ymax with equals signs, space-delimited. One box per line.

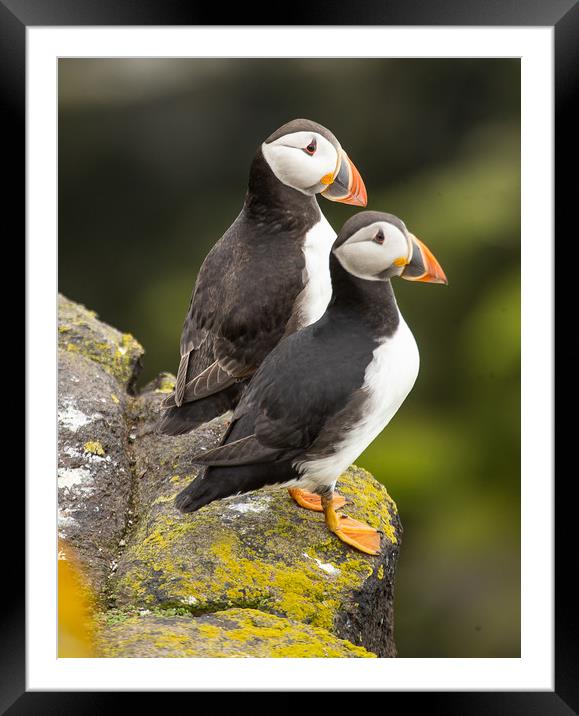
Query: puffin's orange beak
xmin=401 ymin=234 xmax=448 ymax=285
xmin=321 ymin=150 xmax=367 ymax=207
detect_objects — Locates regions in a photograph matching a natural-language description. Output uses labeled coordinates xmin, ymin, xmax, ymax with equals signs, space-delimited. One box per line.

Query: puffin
xmin=175 ymin=211 xmax=447 ymax=555
xmin=158 ymin=119 xmax=367 ymax=435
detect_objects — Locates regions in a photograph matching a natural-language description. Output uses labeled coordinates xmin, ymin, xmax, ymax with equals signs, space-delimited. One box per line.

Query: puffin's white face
xmin=333 ymin=221 xmax=413 ymax=281
xmin=262 ymin=131 xmax=340 ymax=195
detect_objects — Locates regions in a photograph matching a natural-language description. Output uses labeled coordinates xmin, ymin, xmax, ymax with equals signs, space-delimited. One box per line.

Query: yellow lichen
xmin=197 ymin=623 xmax=221 ymax=640
xmin=83 ymin=441 xmax=105 ymax=457
xmin=152 ymin=494 xmax=179 ymax=506
xmin=153 ymin=632 xmax=191 ymax=652
xmin=272 ymin=641 xmax=374 ymax=658
xmin=154 ymin=373 xmax=177 ymax=394
xmin=222 ymin=609 xmax=375 ymax=657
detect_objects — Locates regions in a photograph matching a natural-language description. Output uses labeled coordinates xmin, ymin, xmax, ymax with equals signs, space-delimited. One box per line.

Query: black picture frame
xmin=11 ymin=0 xmax=576 ymax=711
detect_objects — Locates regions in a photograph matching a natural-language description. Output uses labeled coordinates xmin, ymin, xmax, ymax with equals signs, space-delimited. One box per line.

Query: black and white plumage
xmin=175 ymin=211 xmax=447 ymax=554
xmin=158 ymin=119 xmax=367 ymax=436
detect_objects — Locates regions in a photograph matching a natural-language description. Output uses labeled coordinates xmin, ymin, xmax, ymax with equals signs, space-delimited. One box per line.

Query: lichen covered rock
xmin=58 ymin=294 xmax=402 ymax=658
xmin=113 ymin=463 xmax=400 ymax=656
xmin=96 ymin=608 xmax=375 ymax=658
xmin=59 ymin=294 xmax=143 ymax=391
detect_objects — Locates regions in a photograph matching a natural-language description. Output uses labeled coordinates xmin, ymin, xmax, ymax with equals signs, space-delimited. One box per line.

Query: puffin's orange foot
xmin=288 ymin=487 xmax=346 ymax=513
xmin=332 ymin=515 xmax=381 ymax=555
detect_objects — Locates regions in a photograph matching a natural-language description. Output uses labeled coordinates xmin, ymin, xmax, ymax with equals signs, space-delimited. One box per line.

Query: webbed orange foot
xmin=288 ymin=487 xmax=346 ymax=513
xmin=332 ymin=514 xmax=381 ymax=555
xmin=321 ymin=494 xmax=381 ymax=555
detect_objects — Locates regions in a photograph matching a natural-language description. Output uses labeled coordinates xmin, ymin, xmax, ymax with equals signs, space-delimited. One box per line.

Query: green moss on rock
xmin=96 ymin=608 xmax=375 ymax=658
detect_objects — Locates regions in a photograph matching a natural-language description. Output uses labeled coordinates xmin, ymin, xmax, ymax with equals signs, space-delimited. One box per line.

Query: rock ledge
xmin=58 ymin=294 xmax=402 ymax=657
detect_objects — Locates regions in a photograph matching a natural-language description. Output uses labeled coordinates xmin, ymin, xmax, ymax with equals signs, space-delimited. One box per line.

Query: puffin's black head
xmin=260 ymin=118 xmax=367 ymax=206
xmin=332 ymin=211 xmax=448 ymax=284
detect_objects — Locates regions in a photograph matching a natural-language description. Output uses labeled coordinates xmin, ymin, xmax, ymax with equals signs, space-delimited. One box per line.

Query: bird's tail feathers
xmin=190 ymin=434 xmax=283 ymax=466
xmin=174 ymin=467 xmax=247 ymax=513
xmin=157 ymin=383 xmax=246 ymax=436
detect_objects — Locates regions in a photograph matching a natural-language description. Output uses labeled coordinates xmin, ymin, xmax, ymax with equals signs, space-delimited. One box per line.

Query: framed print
xmin=9 ymin=0 xmax=576 ymax=710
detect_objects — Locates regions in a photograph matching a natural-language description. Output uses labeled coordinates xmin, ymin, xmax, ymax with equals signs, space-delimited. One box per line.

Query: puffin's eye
xmin=373 ymin=230 xmax=385 ymax=245
xmin=304 ymin=138 xmax=317 ymax=155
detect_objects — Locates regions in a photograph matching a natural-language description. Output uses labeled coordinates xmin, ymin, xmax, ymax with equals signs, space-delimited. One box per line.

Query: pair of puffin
xmin=159 ymin=119 xmax=446 ymax=555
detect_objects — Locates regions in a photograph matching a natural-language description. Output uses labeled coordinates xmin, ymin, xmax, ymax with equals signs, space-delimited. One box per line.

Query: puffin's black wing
xmin=191 ymin=434 xmax=286 ymax=466
xmin=160 ymin=216 xmax=306 ymax=435
xmin=248 ymin=314 xmax=376 ymax=452
xmin=170 ymin=303 xmax=260 ymax=408
xmin=190 ymin=313 xmax=377 ymax=467
xmin=168 ymin=224 xmax=254 ymax=409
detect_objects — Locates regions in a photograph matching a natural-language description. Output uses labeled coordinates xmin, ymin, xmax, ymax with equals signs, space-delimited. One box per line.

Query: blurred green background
xmin=58 ymin=58 xmax=520 ymax=658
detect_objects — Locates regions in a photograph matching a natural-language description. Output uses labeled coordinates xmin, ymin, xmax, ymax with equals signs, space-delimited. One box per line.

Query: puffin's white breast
xmin=298 ymin=212 xmax=336 ymax=328
xmin=295 ymin=313 xmax=420 ymax=491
